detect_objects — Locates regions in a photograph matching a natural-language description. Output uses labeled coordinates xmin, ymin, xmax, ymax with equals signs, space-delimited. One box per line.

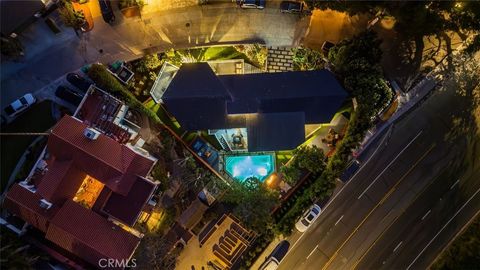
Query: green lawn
xmin=144 ymin=99 xmax=183 ymax=135
xmin=1 ymin=101 xmax=55 ymax=192
xmin=165 ymin=46 xmax=256 ymax=67
xmin=204 ymin=46 xmax=246 ymax=61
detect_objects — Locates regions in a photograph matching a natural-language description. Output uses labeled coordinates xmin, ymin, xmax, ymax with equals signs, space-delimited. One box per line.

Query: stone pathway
xmin=267 ymin=46 xmax=294 ymax=72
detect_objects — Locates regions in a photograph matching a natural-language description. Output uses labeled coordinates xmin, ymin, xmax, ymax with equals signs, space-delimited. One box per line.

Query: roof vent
xmin=148 ymin=198 xmax=157 ymax=207
xmin=19 ymin=181 xmax=37 ymax=193
xmin=84 ymin=128 xmax=100 ymax=140
xmin=39 ymin=199 xmax=53 ymax=210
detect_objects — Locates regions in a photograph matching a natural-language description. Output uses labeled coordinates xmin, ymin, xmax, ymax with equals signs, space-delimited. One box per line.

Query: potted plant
xmin=118 ymin=0 xmax=144 ymax=18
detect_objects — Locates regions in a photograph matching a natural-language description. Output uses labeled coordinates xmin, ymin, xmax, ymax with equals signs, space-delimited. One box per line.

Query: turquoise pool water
xmin=224 ymin=154 xmax=275 ymax=183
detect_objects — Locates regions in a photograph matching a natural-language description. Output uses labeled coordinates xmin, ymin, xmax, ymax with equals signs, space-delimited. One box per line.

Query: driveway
xmin=302 ymin=9 xmax=370 ymax=49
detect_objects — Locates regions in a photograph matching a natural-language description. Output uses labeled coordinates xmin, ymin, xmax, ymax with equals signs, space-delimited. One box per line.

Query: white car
xmin=4 ymin=93 xmax=36 ymax=117
xmin=295 ymin=203 xmax=321 ymax=232
xmin=237 ymin=0 xmax=265 ymax=9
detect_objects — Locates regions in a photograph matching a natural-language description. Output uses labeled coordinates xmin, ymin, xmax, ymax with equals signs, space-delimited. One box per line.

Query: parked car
xmin=66 ymin=73 xmax=92 ymax=92
xmin=55 ymin=86 xmax=84 ymax=106
xmin=295 ymin=203 xmax=321 ymax=232
xmin=98 ymin=0 xmax=115 ymax=23
xmin=237 ymin=0 xmax=265 ymax=9
xmin=280 ymin=1 xmax=309 ymax=14
xmin=4 ymin=93 xmax=36 ymax=117
xmin=259 ymin=240 xmax=290 ymax=270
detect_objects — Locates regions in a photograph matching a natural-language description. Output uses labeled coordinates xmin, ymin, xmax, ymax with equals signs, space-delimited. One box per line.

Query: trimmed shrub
xmin=87 ymin=63 xmax=162 ymax=125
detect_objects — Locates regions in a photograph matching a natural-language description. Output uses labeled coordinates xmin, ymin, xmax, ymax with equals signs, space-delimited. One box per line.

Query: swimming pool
xmin=224 ymin=154 xmax=275 ymax=183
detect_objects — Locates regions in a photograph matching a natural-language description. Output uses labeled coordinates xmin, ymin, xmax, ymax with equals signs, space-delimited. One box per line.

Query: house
xmin=2 ymin=113 xmax=158 ymax=268
xmin=161 ymin=62 xmax=349 ymax=152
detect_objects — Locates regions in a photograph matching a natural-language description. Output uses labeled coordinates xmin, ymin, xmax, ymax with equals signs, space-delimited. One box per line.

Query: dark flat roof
xmin=247 ymin=112 xmax=305 ymax=152
xmin=162 ymin=63 xmax=348 ymax=151
xmin=163 ymin=62 xmax=231 ymax=100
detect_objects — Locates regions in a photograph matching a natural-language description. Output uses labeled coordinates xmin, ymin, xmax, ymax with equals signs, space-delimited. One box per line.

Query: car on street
xmin=98 ymin=0 xmax=115 ymax=24
xmin=259 ymin=240 xmax=290 ymax=270
xmin=55 ymin=86 xmax=84 ymax=106
xmin=66 ymin=73 xmax=92 ymax=92
xmin=295 ymin=203 xmax=321 ymax=232
xmin=280 ymin=1 xmax=309 ymax=14
xmin=4 ymin=93 xmax=36 ymax=117
xmin=237 ymin=0 xmax=265 ymax=9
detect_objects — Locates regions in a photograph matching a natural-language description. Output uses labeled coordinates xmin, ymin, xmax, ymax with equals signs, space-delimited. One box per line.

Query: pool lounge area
xmin=224 ymin=154 xmax=275 ymax=183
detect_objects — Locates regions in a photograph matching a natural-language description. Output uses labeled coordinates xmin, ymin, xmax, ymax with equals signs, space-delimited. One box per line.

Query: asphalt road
xmin=277 ymin=57 xmax=480 ymax=270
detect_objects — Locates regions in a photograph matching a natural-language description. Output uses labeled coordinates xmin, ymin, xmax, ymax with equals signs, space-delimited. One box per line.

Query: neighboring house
xmin=0 ymin=0 xmax=46 ymax=36
xmin=161 ymin=62 xmax=349 ymax=152
xmin=2 ymin=89 xmax=159 ymax=268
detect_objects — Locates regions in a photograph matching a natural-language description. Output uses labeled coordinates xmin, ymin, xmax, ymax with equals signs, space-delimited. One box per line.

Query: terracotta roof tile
xmin=3 ymin=184 xmax=59 ymax=232
xmin=46 ymin=200 xmax=141 ymax=266
xmin=47 ymin=116 xmax=154 ymax=196
xmin=36 ymin=160 xmax=87 ymax=204
xmin=102 ymin=177 xmax=156 ymax=226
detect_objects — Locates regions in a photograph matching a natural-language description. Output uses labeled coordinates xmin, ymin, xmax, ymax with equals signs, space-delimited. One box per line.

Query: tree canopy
xmin=221 ymin=177 xmax=279 ymax=232
xmin=308 ymin=1 xmax=480 ymax=38
xmin=291 ymin=47 xmax=324 ymax=71
xmin=328 ymin=30 xmax=392 ymax=116
xmin=280 ymin=145 xmax=326 ymax=185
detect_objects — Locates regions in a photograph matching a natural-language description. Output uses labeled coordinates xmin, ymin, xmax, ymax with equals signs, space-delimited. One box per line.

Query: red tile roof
xmin=102 ymin=177 xmax=156 ymax=226
xmin=3 ymin=184 xmax=59 ymax=232
xmin=36 ymin=160 xmax=73 ymax=200
xmin=47 ymin=116 xmax=154 ymax=196
xmin=36 ymin=160 xmax=86 ymax=204
xmin=46 ymin=200 xmax=141 ymax=267
xmin=4 ymin=114 xmax=157 ymax=267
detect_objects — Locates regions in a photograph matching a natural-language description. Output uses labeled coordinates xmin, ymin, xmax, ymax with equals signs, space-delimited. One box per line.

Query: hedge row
xmin=274 ymin=172 xmax=335 ymax=235
xmin=87 ymin=64 xmax=162 ymax=125
xmin=236 ymin=231 xmax=275 ymax=270
xmin=273 ymin=32 xmax=391 ymax=236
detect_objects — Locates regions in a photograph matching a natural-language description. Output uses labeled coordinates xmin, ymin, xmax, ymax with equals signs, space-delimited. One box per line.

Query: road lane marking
xmin=280 ymin=125 xmax=393 ymax=264
xmin=356 ymin=125 xmax=394 ymax=168
xmin=334 ymin=215 xmax=344 ymax=226
xmin=427 ymin=210 xmax=480 ymax=269
xmin=322 ymin=144 xmax=434 ymax=270
xmin=450 ymin=179 xmax=460 ymax=189
xmin=358 ymin=130 xmax=423 ymax=199
xmin=406 ymin=186 xmax=480 ymax=270
xmin=421 ymin=210 xmax=431 ymax=220
xmin=306 ymin=245 xmax=319 ymax=260
xmin=393 ymin=241 xmax=403 ymax=253
xmin=352 ymin=162 xmax=451 ymax=270
xmin=280 ymin=127 xmax=395 ymax=262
